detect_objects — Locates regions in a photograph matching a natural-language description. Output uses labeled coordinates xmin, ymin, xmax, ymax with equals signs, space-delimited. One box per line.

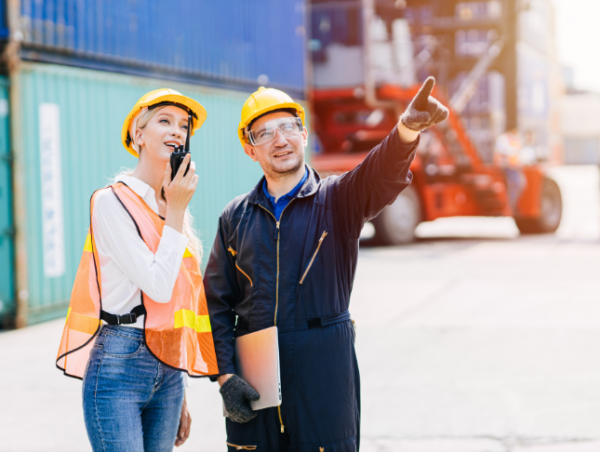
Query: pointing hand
xmin=400 ymin=77 xmax=449 ymax=132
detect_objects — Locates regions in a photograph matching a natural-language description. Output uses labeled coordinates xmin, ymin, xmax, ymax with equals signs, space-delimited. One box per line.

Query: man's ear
xmin=302 ymin=127 xmax=309 ymax=148
xmin=243 ymin=143 xmax=258 ymax=162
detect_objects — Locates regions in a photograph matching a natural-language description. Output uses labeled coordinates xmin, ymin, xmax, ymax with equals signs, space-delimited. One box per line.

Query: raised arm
xmin=332 ymin=77 xmax=449 ymax=237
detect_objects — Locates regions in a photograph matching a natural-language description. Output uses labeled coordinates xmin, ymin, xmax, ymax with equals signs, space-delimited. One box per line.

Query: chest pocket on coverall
xmin=298 ymin=229 xmax=332 ymax=320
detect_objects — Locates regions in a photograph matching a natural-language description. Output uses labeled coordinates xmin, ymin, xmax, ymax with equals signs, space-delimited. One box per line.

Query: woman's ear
xmin=134 ymin=129 xmax=144 ymax=147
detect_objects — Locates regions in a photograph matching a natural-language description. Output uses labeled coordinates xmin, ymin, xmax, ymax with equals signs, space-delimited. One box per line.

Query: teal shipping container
xmin=0 ymin=77 xmax=14 ymax=326
xmin=12 ymin=62 xmax=311 ymax=326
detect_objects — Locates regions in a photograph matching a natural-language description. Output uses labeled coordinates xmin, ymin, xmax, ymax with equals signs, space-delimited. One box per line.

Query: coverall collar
xmin=248 ymin=163 xmax=320 ymax=209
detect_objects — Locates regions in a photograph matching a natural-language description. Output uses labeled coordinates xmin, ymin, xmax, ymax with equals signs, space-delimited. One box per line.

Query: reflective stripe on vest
xmin=56 ymin=182 xmax=220 ymax=379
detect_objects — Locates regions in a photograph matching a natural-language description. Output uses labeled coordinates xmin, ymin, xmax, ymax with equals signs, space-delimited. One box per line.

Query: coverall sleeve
xmin=332 ymin=125 xmax=420 ymax=237
xmin=204 ymin=215 xmax=240 ymax=376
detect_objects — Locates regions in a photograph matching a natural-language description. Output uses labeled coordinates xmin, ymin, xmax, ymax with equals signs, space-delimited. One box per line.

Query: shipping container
xmin=449 ymin=71 xmax=505 ymax=163
xmin=12 ymin=62 xmax=311 ymax=326
xmin=0 ymin=77 xmax=14 ymax=326
xmin=311 ymin=1 xmax=414 ymax=88
xmin=455 ymin=29 xmax=496 ymax=57
xmin=0 ymin=1 xmax=8 ymax=40
xmin=451 ymin=71 xmax=505 ymax=115
xmin=518 ymin=0 xmax=553 ymax=57
xmin=15 ymin=0 xmax=307 ymax=98
xmin=455 ymin=1 xmax=502 ymax=21
xmin=517 ymin=42 xmax=551 ymax=155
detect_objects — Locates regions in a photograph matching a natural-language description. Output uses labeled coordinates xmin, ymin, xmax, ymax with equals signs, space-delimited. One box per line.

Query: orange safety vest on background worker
xmin=56 ymin=181 xmax=219 ymax=379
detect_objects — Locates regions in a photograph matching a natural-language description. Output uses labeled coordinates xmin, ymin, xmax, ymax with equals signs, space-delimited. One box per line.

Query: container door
xmin=0 ymin=78 xmax=13 ymax=327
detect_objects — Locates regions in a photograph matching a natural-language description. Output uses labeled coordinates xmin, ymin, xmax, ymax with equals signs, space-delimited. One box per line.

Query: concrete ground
xmin=2 ymin=165 xmax=600 ymax=452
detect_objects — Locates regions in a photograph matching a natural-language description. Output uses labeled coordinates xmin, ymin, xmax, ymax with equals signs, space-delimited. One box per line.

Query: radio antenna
xmin=184 ymin=114 xmax=191 ymax=152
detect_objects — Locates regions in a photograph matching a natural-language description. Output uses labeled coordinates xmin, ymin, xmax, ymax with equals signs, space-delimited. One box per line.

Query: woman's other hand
xmin=175 ymin=394 xmax=192 ymax=447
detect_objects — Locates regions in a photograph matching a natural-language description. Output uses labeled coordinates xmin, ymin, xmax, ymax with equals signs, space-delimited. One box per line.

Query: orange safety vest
xmin=56 ymin=182 xmax=219 ymax=379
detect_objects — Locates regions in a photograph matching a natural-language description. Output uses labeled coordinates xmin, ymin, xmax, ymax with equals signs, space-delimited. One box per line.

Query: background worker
xmin=495 ymin=127 xmax=526 ymax=211
xmin=204 ymin=78 xmax=449 ymax=451
xmin=56 ymin=89 xmax=219 ymax=451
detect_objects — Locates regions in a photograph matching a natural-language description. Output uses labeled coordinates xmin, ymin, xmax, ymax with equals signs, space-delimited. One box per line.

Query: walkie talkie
xmin=170 ymin=114 xmax=192 ymax=180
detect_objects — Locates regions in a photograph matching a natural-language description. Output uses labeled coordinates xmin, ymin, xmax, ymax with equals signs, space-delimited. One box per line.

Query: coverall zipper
xmin=258 ymin=199 xmax=295 ymax=433
xmin=299 ymin=231 xmax=328 ymax=284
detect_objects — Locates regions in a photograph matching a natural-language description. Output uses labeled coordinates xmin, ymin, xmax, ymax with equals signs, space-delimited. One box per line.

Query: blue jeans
xmin=504 ymin=168 xmax=524 ymax=211
xmin=83 ymin=325 xmax=184 ymax=452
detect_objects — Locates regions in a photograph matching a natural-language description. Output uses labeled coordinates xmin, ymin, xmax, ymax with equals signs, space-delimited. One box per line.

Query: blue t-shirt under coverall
xmin=262 ymin=167 xmax=309 ymax=220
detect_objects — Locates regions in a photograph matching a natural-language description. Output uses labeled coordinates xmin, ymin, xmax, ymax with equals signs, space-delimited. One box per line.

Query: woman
xmin=56 ymin=89 xmax=219 ymax=451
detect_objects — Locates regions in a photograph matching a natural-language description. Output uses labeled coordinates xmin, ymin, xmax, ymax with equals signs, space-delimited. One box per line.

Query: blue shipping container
xmin=0 ymin=1 xmax=8 ymax=40
xmin=17 ymin=0 xmax=307 ymax=97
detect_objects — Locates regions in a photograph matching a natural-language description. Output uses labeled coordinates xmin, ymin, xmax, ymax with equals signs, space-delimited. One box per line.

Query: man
xmin=494 ymin=127 xmax=525 ymax=211
xmin=205 ymin=78 xmax=449 ymax=451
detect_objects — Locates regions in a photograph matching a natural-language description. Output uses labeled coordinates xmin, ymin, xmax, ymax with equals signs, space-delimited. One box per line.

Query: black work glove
xmin=400 ymin=77 xmax=449 ymax=132
xmin=220 ymin=375 xmax=260 ymax=423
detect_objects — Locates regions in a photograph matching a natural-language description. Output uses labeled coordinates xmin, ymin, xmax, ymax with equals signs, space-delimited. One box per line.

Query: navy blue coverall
xmin=204 ymin=126 xmax=418 ymax=451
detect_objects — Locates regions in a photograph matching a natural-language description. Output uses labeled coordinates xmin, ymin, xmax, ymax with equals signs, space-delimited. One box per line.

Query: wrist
xmin=397 ymin=119 xmax=420 ymax=143
xmin=166 ymin=205 xmax=186 ymax=216
xmin=218 ymin=374 xmax=234 ymax=387
xmin=165 ymin=207 xmax=186 ymax=233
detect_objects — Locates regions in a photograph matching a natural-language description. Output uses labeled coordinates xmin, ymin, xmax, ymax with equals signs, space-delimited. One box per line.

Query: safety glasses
xmin=247 ymin=117 xmax=303 ymax=146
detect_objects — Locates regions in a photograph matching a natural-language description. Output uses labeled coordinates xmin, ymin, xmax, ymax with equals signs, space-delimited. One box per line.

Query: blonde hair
xmin=121 ymin=105 xmax=203 ymax=261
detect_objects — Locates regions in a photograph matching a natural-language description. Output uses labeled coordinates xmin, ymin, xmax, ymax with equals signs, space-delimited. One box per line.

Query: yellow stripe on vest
xmin=174 ymin=309 xmax=212 ymax=333
xmin=83 ymin=233 xmax=93 ymax=252
xmin=65 ymin=307 xmax=72 ymax=323
xmin=66 ymin=310 xmax=102 ymax=335
xmin=183 ymin=248 xmax=193 ymax=258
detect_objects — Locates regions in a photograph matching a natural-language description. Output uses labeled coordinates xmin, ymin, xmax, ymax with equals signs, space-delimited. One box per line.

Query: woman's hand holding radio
xmin=162 ymin=153 xmax=198 ymax=233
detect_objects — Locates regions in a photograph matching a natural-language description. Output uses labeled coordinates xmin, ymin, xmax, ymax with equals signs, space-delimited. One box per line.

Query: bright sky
xmin=552 ymin=0 xmax=600 ymax=93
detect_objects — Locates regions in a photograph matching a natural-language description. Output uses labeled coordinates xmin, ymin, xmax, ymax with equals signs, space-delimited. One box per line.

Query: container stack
xmin=0 ymin=0 xmax=308 ymax=327
xmin=407 ymin=1 xmax=506 ymax=163
xmin=310 ymin=0 xmax=414 ymax=89
xmin=450 ymin=71 xmax=505 ymax=163
xmin=404 ymin=0 xmax=561 ymax=164
xmin=516 ymin=0 xmax=562 ymax=163
xmin=310 ymin=0 xmax=365 ymax=88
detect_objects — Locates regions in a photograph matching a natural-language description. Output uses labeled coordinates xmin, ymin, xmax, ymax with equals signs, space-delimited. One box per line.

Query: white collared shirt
xmin=91 ymin=175 xmax=189 ymax=329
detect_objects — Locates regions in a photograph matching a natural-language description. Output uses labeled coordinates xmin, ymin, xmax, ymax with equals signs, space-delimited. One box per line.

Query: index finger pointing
xmin=413 ymin=76 xmax=435 ymax=112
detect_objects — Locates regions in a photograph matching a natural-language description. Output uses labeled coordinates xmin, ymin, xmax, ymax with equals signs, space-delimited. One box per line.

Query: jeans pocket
xmin=102 ymin=333 xmax=144 ymax=358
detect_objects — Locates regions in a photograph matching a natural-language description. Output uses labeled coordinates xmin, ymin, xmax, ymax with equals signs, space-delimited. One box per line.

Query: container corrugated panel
xmin=517 ymin=43 xmax=550 ymax=120
xmin=0 ymin=77 xmax=14 ymax=325
xmin=18 ymin=0 xmax=306 ymax=97
xmin=450 ymin=71 xmax=505 ymax=115
xmin=17 ymin=62 xmax=312 ymax=325
xmin=0 ymin=1 xmax=8 ymax=40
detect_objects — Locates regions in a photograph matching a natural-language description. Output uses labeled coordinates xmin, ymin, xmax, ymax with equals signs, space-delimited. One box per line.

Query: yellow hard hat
xmin=238 ymin=87 xmax=305 ymax=147
xmin=121 ymin=88 xmax=207 ymax=157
